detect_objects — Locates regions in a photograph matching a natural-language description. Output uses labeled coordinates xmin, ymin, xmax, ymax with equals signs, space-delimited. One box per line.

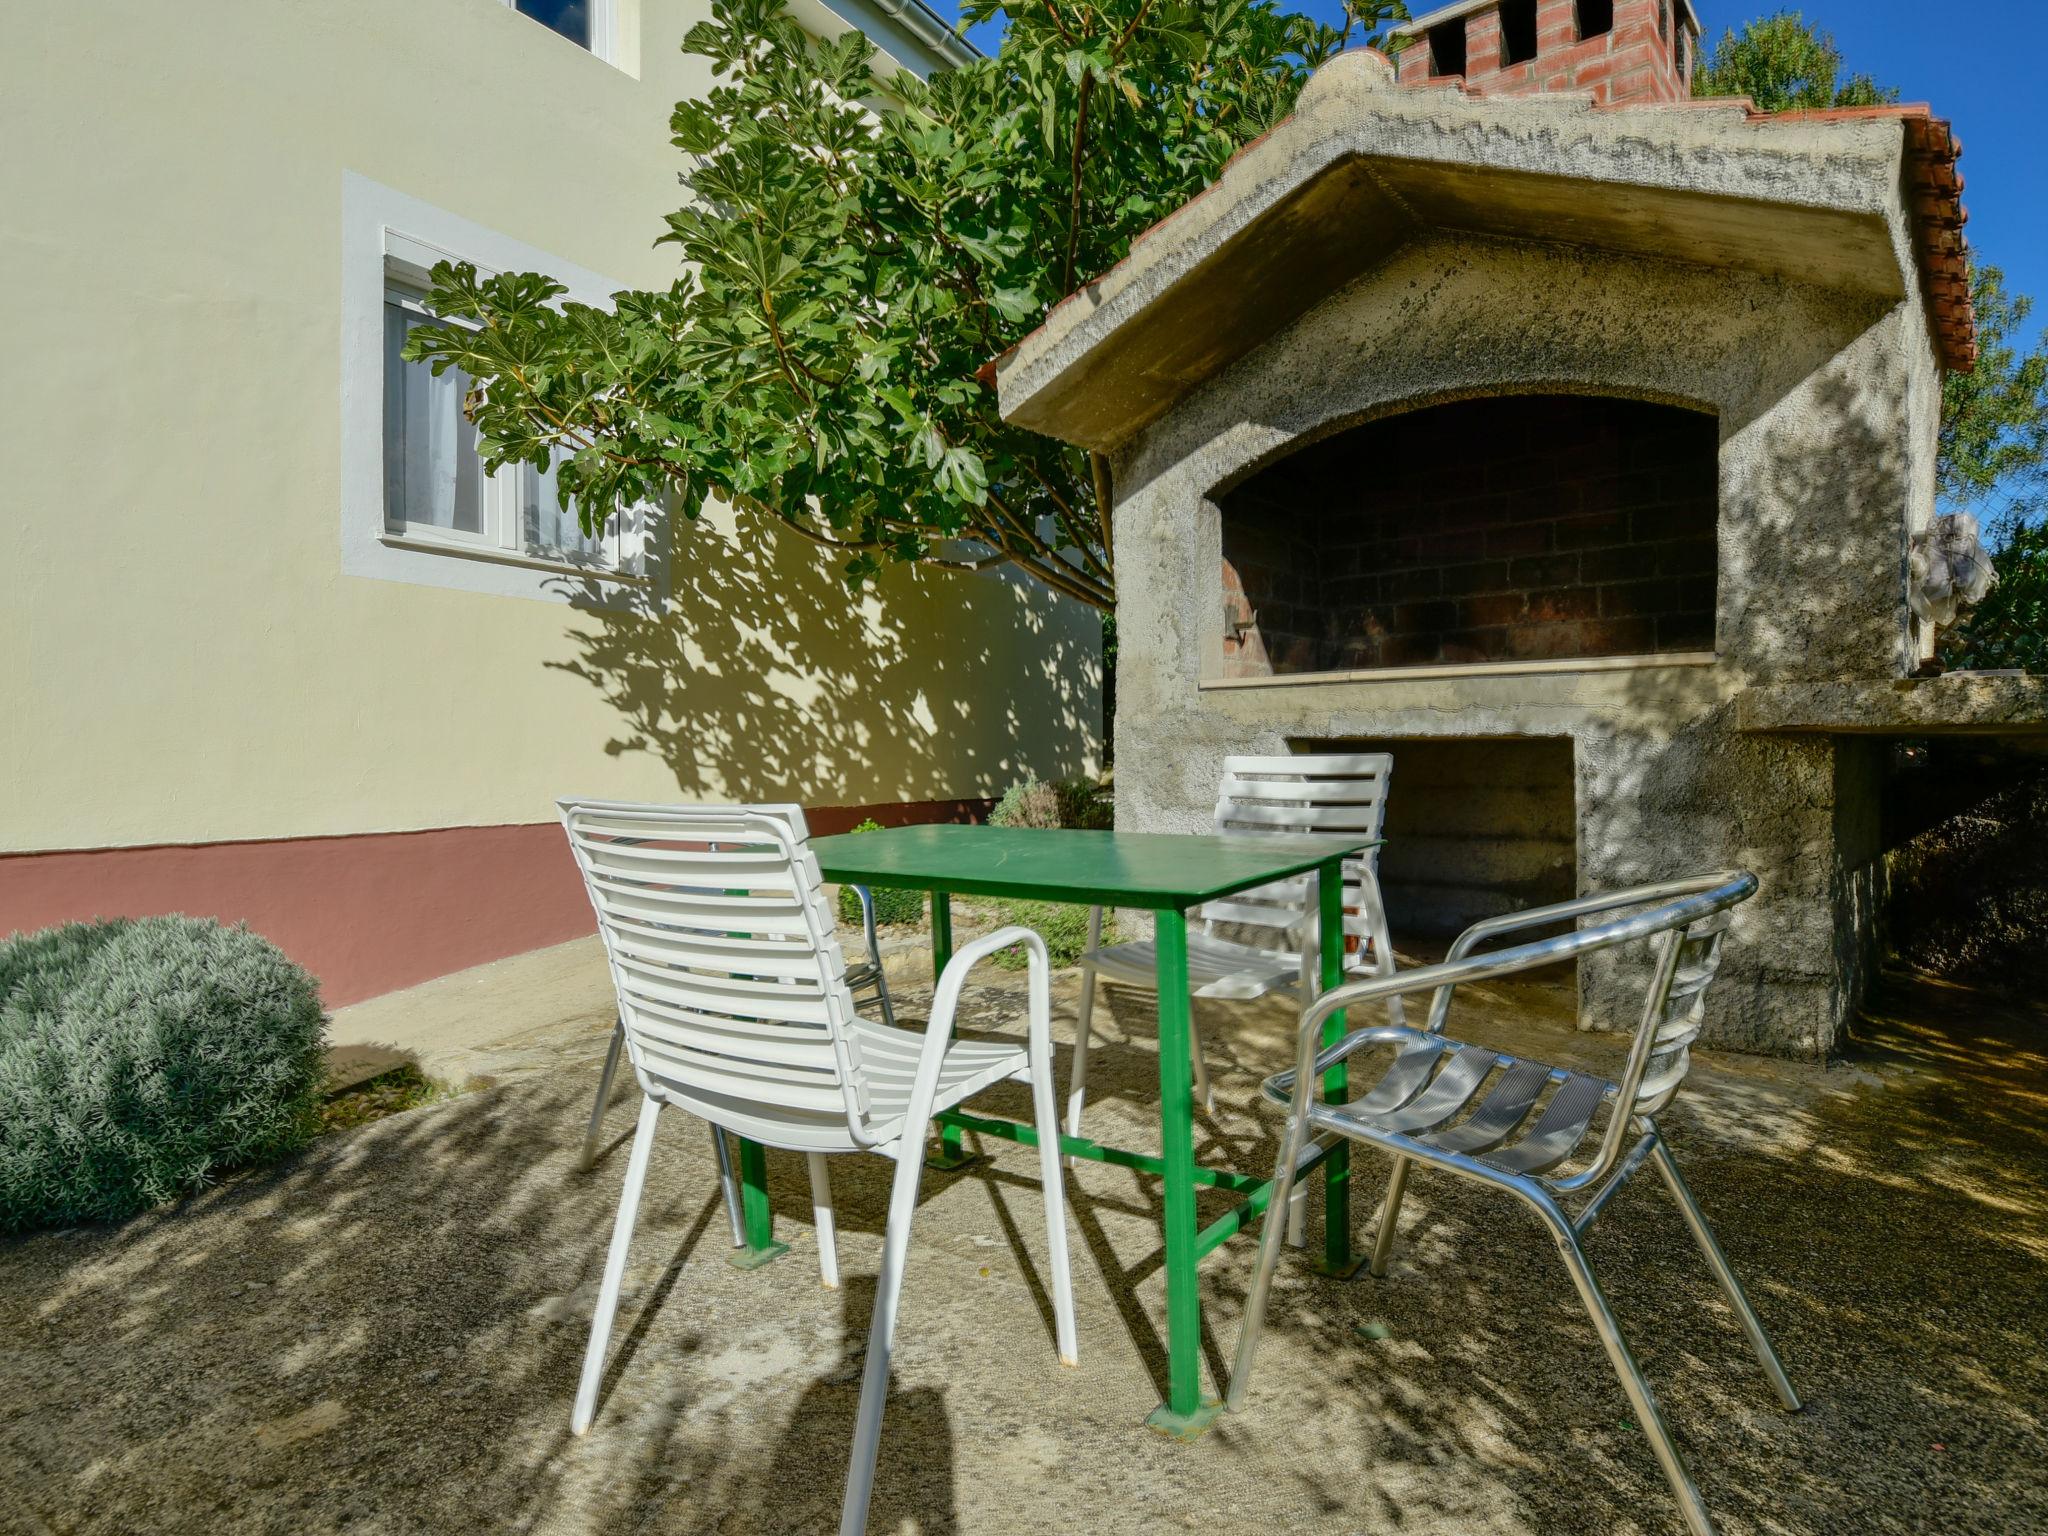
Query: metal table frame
xmin=728 ymin=824 xmax=1380 ymax=1438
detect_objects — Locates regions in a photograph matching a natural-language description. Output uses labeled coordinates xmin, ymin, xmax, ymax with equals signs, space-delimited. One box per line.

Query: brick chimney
xmin=1391 ymin=0 xmax=1701 ymax=105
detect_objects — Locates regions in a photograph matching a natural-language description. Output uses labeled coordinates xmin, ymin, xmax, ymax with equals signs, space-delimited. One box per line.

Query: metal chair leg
xmin=1357 ymin=867 xmax=1406 ymax=1029
xmin=1024 ymin=972 xmax=1080 ymax=1366
xmin=1368 ymin=1155 xmax=1412 ymax=1278
xmin=850 ymin=884 xmax=898 ymax=1029
xmin=840 ymin=1135 xmax=929 ymax=1536
xmin=1065 ymin=910 xmax=1105 ymax=1167
xmin=1187 ymin=1004 xmax=1215 ymax=1113
xmin=1650 ymin=1141 xmax=1801 ymax=1411
xmin=573 ymin=1094 xmax=662 ymax=1435
xmin=1538 ymin=1198 xmax=1718 ymax=1536
xmin=578 ymin=1019 xmax=626 ymax=1173
xmin=807 ymin=1152 xmax=840 ymax=1289
xmin=1225 ymin=1110 xmax=1312 ymax=1412
xmin=709 ymin=1124 xmax=746 ymax=1248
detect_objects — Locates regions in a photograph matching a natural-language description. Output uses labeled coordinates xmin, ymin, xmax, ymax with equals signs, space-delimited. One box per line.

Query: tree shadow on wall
xmin=544 ymin=510 xmax=1103 ymax=811
xmin=1591 ymin=352 xmax=1921 ymax=1054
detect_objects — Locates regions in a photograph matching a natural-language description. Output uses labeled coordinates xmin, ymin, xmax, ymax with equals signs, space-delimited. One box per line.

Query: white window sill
xmin=378 ymin=529 xmax=647 ymax=586
xmin=1203 ymin=652 xmax=1718 ymax=690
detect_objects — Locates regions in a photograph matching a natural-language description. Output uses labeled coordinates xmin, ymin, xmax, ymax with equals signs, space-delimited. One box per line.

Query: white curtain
xmin=384 ymin=303 xmax=481 ymax=534
xmin=519 ymin=456 xmax=605 ymax=560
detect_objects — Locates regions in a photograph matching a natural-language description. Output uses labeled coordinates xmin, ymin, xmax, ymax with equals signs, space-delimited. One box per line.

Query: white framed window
xmin=503 ymin=0 xmax=619 ymax=64
xmin=381 ymin=254 xmax=634 ymax=573
xmin=341 ymin=174 xmax=655 ymax=606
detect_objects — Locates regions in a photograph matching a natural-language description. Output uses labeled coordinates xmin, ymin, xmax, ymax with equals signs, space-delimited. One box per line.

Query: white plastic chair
xmin=1229 ymin=873 xmax=1798 ymax=1536
xmin=557 ymin=800 xmax=1076 ymax=1536
xmin=578 ymin=829 xmax=895 ymax=1178
xmin=1067 ymin=753 xmax=1401 ymax=1140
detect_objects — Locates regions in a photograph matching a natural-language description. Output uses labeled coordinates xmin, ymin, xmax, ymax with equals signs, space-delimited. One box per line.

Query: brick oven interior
xmin=1222 ymin=394 xmax=1719 ymax=677
xmin=1302 ymin=735 xmax=1578 ymax=940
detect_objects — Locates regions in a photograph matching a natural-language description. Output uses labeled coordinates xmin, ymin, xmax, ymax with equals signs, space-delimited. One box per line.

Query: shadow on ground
xmin=2 ymin=963 xmax=2042 ymax=1535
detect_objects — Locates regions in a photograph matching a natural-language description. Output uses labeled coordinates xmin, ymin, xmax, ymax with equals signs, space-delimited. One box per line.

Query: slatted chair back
xmin=1202 ymin=753 xmax=1395 ymax=968
xmin=1532 ymin=879 xmax=1749 ymax=1188
xmin=1619 ymin=904 xmax=1736 ymax=1123
xmin=558 ymin=800 xmax=875 ymax=1150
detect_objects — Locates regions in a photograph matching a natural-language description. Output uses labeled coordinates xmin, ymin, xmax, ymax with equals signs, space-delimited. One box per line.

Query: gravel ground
xmin=3 ymin=960 xmax=2043 ymax=1536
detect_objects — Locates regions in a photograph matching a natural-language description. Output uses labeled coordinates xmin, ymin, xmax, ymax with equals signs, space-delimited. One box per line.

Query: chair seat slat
xmin=1484 ymin=1073 xmax=1609 ymax=1175
xmin=1366 ymin=1048 xmax=1500 ymax=1135
xmin=1426 ymin=1059 xmax=1553 ymax=1155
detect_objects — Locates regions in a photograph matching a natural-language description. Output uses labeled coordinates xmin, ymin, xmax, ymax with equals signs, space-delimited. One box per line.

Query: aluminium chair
xmin=1067 ymin=753 xmax=1401 ymax=1142
xmin=1228 ymin=872 xmax=1799 ymax=1536
xmin=558 ymin=800 xmax=1076 ymax=1536
xmin=577 ymin=817 xmax=896 ymax=1178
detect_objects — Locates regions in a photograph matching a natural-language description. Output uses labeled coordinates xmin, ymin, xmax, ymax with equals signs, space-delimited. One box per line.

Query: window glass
xmin=377 ymin=237 xmax=639 ymax=578
xmin=515 ymin=0 xmax=591 ymax=50
xmin=383 ymin=298 xmax=484 ymax=535
xmin=521 ymin=458 xmax=609 ymax=563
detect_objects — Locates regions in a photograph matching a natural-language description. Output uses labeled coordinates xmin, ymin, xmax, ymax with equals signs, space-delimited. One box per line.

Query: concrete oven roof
xmin=993 ymin=49 xmax=1974 ymax=455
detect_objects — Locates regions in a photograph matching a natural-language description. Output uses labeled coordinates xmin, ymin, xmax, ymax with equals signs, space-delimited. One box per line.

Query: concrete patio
xmin=4 ymin=940 xmax=2043 ymax=1535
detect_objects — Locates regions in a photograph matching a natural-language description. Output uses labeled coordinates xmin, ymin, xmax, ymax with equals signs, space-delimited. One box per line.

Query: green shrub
xmin=991 ymin=776 xmax=1113 ymax=831
xmin=987 ymin=901 xmax=1117 ymax=971
xmin=834 ymin=820 xmax=924 ymax=928
xmin=0 ymin=917 xmax=328 ymax=1233
xmin=990 ymin=778 xmax=1062 ymax=829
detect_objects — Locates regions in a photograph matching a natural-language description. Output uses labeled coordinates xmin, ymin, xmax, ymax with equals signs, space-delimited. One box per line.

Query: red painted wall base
xmin=0 ymin=799 xmax=989 ymax=1008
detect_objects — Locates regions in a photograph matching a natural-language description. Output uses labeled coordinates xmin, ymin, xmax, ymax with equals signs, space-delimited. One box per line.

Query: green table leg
xmin=728 ymin=1136 xmax=789 ymax=1269
xmin=925 ymin=891 xmax=981 ymax=1172
xmin=1144 ymin=907 xmax=1221 ymax=1439
xmin=1312 ymin=856 xmax=1361 ymax=1278
xmin=929 ymin=888 xmax=953 ymax=978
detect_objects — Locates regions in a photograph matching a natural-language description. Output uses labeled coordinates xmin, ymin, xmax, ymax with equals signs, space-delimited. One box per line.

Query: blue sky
xmin=957 ymin=3 xmax=2046 ymax=354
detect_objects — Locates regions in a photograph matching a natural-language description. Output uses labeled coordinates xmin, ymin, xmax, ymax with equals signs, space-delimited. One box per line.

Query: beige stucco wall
xmin=0 ymin=0 xmax=1099 ymax=854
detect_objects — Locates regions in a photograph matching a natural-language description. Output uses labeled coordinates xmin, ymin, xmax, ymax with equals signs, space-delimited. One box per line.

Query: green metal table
xmin=750 ymin=823 xmax=1379 ymax=1438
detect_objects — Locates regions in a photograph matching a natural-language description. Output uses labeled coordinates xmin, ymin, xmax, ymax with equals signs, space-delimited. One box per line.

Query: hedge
xmin=0 ymin=917 xmax=328 ymax=1233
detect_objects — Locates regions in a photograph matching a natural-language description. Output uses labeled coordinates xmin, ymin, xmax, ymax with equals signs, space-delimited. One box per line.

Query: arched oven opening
xmin=1220 ymin=394 xmax=1719 ymax=679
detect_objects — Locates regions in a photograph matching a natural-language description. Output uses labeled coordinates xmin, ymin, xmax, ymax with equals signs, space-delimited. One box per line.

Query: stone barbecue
xmin=992 ymin=1 xmax=2048 ymax=1057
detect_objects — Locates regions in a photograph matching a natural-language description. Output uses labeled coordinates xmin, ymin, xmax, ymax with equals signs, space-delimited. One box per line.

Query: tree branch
xmin=1062 ymin=68 xmax=1094 ymax=298
xmin=1090 ymin=450 xmax=1115 ymax=570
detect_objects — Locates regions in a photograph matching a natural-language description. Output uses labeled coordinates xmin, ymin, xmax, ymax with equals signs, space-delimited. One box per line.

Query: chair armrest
xmin=926 ymin=926 xmax=1050 ymax=1043
xmin=1264 ymin=1023 xmax=1423 ymax=1101
xmin=1286 ymin=873 xmax=1756 ymax=1108
xmin=1444 ymin=876 xmax=1753 ymax=967
xmin=899 ymin=927 xmax=1051 ymax=1133
xmin=1430 ymin=873 xmax=1758 ymax=1031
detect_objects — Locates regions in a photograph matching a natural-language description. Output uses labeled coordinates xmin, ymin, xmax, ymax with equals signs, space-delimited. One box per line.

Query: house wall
xmin=0 ymin=0 xmax=1099 ymax=1005
xmin=1110 ymin=231 xmax=1937 ymax=1056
